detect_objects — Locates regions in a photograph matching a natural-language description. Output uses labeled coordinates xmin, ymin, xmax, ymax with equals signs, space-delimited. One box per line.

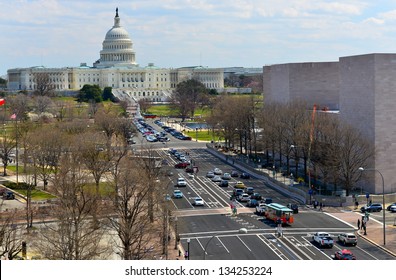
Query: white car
xmin=211 ymin=175 xmax=222 ymax=182
xmin=238 ymin=193 xmax=250 ymax=202
xmin=176 ymin=177 xmax=187 ymax=187
xmin=213 ymin=168 xmax=222 ymax=175
xmin=222 ymin=172 xmax=231 ymax=180
xmin=206 ymin=171 xmax=215 ymax=178
xmin=193 ymin=197 xmax=204 ymax=206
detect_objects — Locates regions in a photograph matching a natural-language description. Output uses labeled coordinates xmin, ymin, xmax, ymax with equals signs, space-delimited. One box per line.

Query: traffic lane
xmin=178 ymin=214 xmax=248 ymax=235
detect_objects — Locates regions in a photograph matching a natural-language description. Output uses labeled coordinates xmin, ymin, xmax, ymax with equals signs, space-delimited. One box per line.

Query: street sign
xmin=308 ymin=189 xmax=313 ymax=195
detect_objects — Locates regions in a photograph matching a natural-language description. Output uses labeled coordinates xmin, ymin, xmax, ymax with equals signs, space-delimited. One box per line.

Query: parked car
xmin=206 ymin=171 xmax=215 ymax=178
xmin=387 ymin=202 xmax=396 ymax=211
xmin=173 ymin=190 xmax=183 ymax=199
xmin=218 ymin=180 xmax=229 ymax=187
xmin=240 ymin=172 xmax=251 ymax=179
xmin=390 ymin=205 xmax=396 ymax=213
xmin=287 ymin=203 xmax=299 ymax=214
xmin=360 ymin=203 xmax=383 ymax=212
xmin=333 ymin=249 xmax=356 ymax=260
xmin=175 ymin=162 xmax=190 ymax=169
xmin=193 ymin=197 xmax=204 ymax=206
xmin=176 ymin=177 xmax=187 ymax=187
xmin=3 ymin=191 xmax=15 ymax=200
xmin=230 ymin=170 xmax=239 ymax=177
xmin=222 ymin=173 xmax=232 ymax=180
xmin=337 ymin=233 xmax=357 ymax=246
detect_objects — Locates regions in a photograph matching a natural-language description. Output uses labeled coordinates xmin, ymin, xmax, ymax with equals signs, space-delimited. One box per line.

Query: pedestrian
xmin=319 ymin=202 xmax=323 ymax=211
xmin=357 ymin=219 xmax=361 ymax=230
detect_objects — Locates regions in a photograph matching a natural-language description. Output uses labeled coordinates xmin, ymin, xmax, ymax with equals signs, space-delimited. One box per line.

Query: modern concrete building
xmin=7 ymin=8 xmax=224 ymax=102
xmin=339 ymin=53 xmax=396 ymax=194
xmin=263 ymin=62 xmax=340 ymax=110
xmin=263 ymin=53 xmax=396 ymax=194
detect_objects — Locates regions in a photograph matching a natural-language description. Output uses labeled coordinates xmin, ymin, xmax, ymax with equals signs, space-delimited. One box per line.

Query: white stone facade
xmin=7 ymin=9 xmax=224 ymax=102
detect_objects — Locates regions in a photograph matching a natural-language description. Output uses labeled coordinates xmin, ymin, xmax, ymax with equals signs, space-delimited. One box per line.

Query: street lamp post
xmin=358 ymin=167 xmax=386 ymax=246
xmin=174 ymin=216 xmax=178 ymax=250
xmin=187 ymin=238 xmax=190 ymax=260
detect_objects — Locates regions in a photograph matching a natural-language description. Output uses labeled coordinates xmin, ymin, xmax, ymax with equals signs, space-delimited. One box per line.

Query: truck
xmin=312 ymin=232 xmax=334 ymax=248
xmin=255 ymin=203 xmax=267 ymax=216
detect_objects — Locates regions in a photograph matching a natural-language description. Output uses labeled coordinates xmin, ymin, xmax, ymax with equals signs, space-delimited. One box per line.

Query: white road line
xmin=256 ymin=234 xmax=287 ymax=260
xmin=216 ymin=237 xmax=230 ymax=254
xmin=237 ymin=236 xmax=252 ymax=251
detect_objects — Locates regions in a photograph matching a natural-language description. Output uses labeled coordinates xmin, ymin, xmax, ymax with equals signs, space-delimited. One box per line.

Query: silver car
xmin=337 ymin=233 xmax=357 ymax=246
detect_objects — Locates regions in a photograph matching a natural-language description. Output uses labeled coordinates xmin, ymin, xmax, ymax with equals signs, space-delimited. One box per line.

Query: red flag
xmin=0 ymin=99 xmax=5 ymax=106
xmin=10 ymin=113 xmax=16 ymax=119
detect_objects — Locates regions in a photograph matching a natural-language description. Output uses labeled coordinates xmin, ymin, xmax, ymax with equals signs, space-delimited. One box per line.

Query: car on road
xmin=221 ymin=173 xmax=232 ymax=180
xmin=360 ymin=203 xmax=383 ymax=212
xmin=3 ymin=191 xmax=15 ymax=200
xmin=246 ymin=187 xmax=254 ymax=195
xmin=232 ymin=188 xmax=244 ymax=198
xmin=246 ymin=199 xmax=259 ymax=207
xmin=333 ymin=249 xmax=356 ymax=260
xmin=256 ymin=203 xmax=267 ymax=216
xmin=192 ymin=197 xmax=204 ymax=206
xmin=240 ymin=172 xmax=251 ymax=179
xmin=185 ymin=166 xmax=197 ymax=173
xmin=175 ymin=162 xmax=190 ymax=169
xmin=230 ymin=170 xmax=239 ymax=177
xmin=337 ymin=233 xmax=357 ymax=246
xmin=211 ymin=175 xmax=222 ymax=182
xmin=218 ymin=180 xmax=229 ymax=187
xmin=390 ymin=205 xmax=396 ymax=212
xmin=287 ymin=203 xmax=299 ymax=214
xmin=238 ymin=193 xmax=250 ymax=202
xmin=176 ymin=177 xmax=187 ymax=187
xmin=173 ymin=190 xmax=183 ymax=199
xmin=387 ymin=202 xmax=396 ymax=211
xmin=264 ymin=198 xmax=273 ymax=204
xmin=206 ymin=171 xmax=215 ymax=178
xmin=213 ymin=168 xmax=222 ymax=175
xmin=250 ymin=193 xmax=262 ymax=200
xmin=312 ymin=232 xmax=334 ymax=248
xmin=233 ymin=181 xmax=246 ymax=189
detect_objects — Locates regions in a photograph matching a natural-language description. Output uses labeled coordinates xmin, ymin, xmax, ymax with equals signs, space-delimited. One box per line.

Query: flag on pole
xmin=10 ymin=113 xmax=16 ymax=119
xmin=0 ymin=99 xmax=5 ymax=106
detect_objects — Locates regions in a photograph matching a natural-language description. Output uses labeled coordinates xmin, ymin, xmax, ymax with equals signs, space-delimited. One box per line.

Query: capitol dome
xmin=94 ymin=8 xmax=137 ymax=68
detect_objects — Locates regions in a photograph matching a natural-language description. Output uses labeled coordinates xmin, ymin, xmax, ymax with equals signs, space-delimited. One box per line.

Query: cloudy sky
xmin=2 ymin=0 xmax=396 ymax=76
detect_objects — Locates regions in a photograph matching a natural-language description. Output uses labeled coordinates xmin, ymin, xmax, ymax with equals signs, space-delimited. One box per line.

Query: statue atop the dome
xmin=116 ymin=7 xmax=119 ymax=17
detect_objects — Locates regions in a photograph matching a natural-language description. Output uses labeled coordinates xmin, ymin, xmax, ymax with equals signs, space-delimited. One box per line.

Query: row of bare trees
xmin=208 ymin=97 xmax=372 ymax=196
xmin=0 ymin=101 xmax=170 ymax=259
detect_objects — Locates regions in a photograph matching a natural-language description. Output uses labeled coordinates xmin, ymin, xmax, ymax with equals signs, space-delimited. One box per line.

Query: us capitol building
xmin=7 ymin=8 xmax=224 ymax=102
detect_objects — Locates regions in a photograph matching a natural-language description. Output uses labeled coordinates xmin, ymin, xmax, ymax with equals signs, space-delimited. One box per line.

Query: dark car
xmin=246 ymin=199 xmax=259 ymax=207
xmin=250 ymin=193 xmax=262 ymax=200
xmin=287 ymin=203 xmax=299 ymax=214
xmin=387 ymin=202 xmax=396 ymax=211
xmin=333 ymin=249 xmax=356 ymax=260
xmin=174 ymin=162 xmax=190 ymax=169
xmin=264 ymin=198 xmax=273 ymax=204
xmin=240 ymin=172 xmax=251 ymax=179
xmin=218 ymin=180 xmax=229 ymax=187
xmin=246 ymin=187 xmax=254 ymax=195
xmin=230 ymin=170 xmax=239 ymax=177
xmin=360 ymin=203 xmax=382 ymax=212
xmin=3 ymin=191 xmax=15 ymax=200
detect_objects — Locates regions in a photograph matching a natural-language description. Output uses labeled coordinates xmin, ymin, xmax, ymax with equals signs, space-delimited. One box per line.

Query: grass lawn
xmin=16 ymin=189 xmax=57 ymax=200
xmin=185 ymin=130 xmax=219 ymax=142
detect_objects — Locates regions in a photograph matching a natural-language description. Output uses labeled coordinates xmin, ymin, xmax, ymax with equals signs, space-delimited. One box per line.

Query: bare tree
xmin=32 ymin=72 xmax=55 ymax=97
xmin=33 ymin=96 xmax=54 ymax=114
xmin=33 ymin=155 xmax=109 ymax=260
xmin=0 ymin=129 xmax=16 ymax=176
xmin=107 ymin=158 xmax=156 ymax=260
xmin=138 ymin=98 xmax=152 ymax=114
xmin=0 ymin=206 xmax=23 ymax=260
